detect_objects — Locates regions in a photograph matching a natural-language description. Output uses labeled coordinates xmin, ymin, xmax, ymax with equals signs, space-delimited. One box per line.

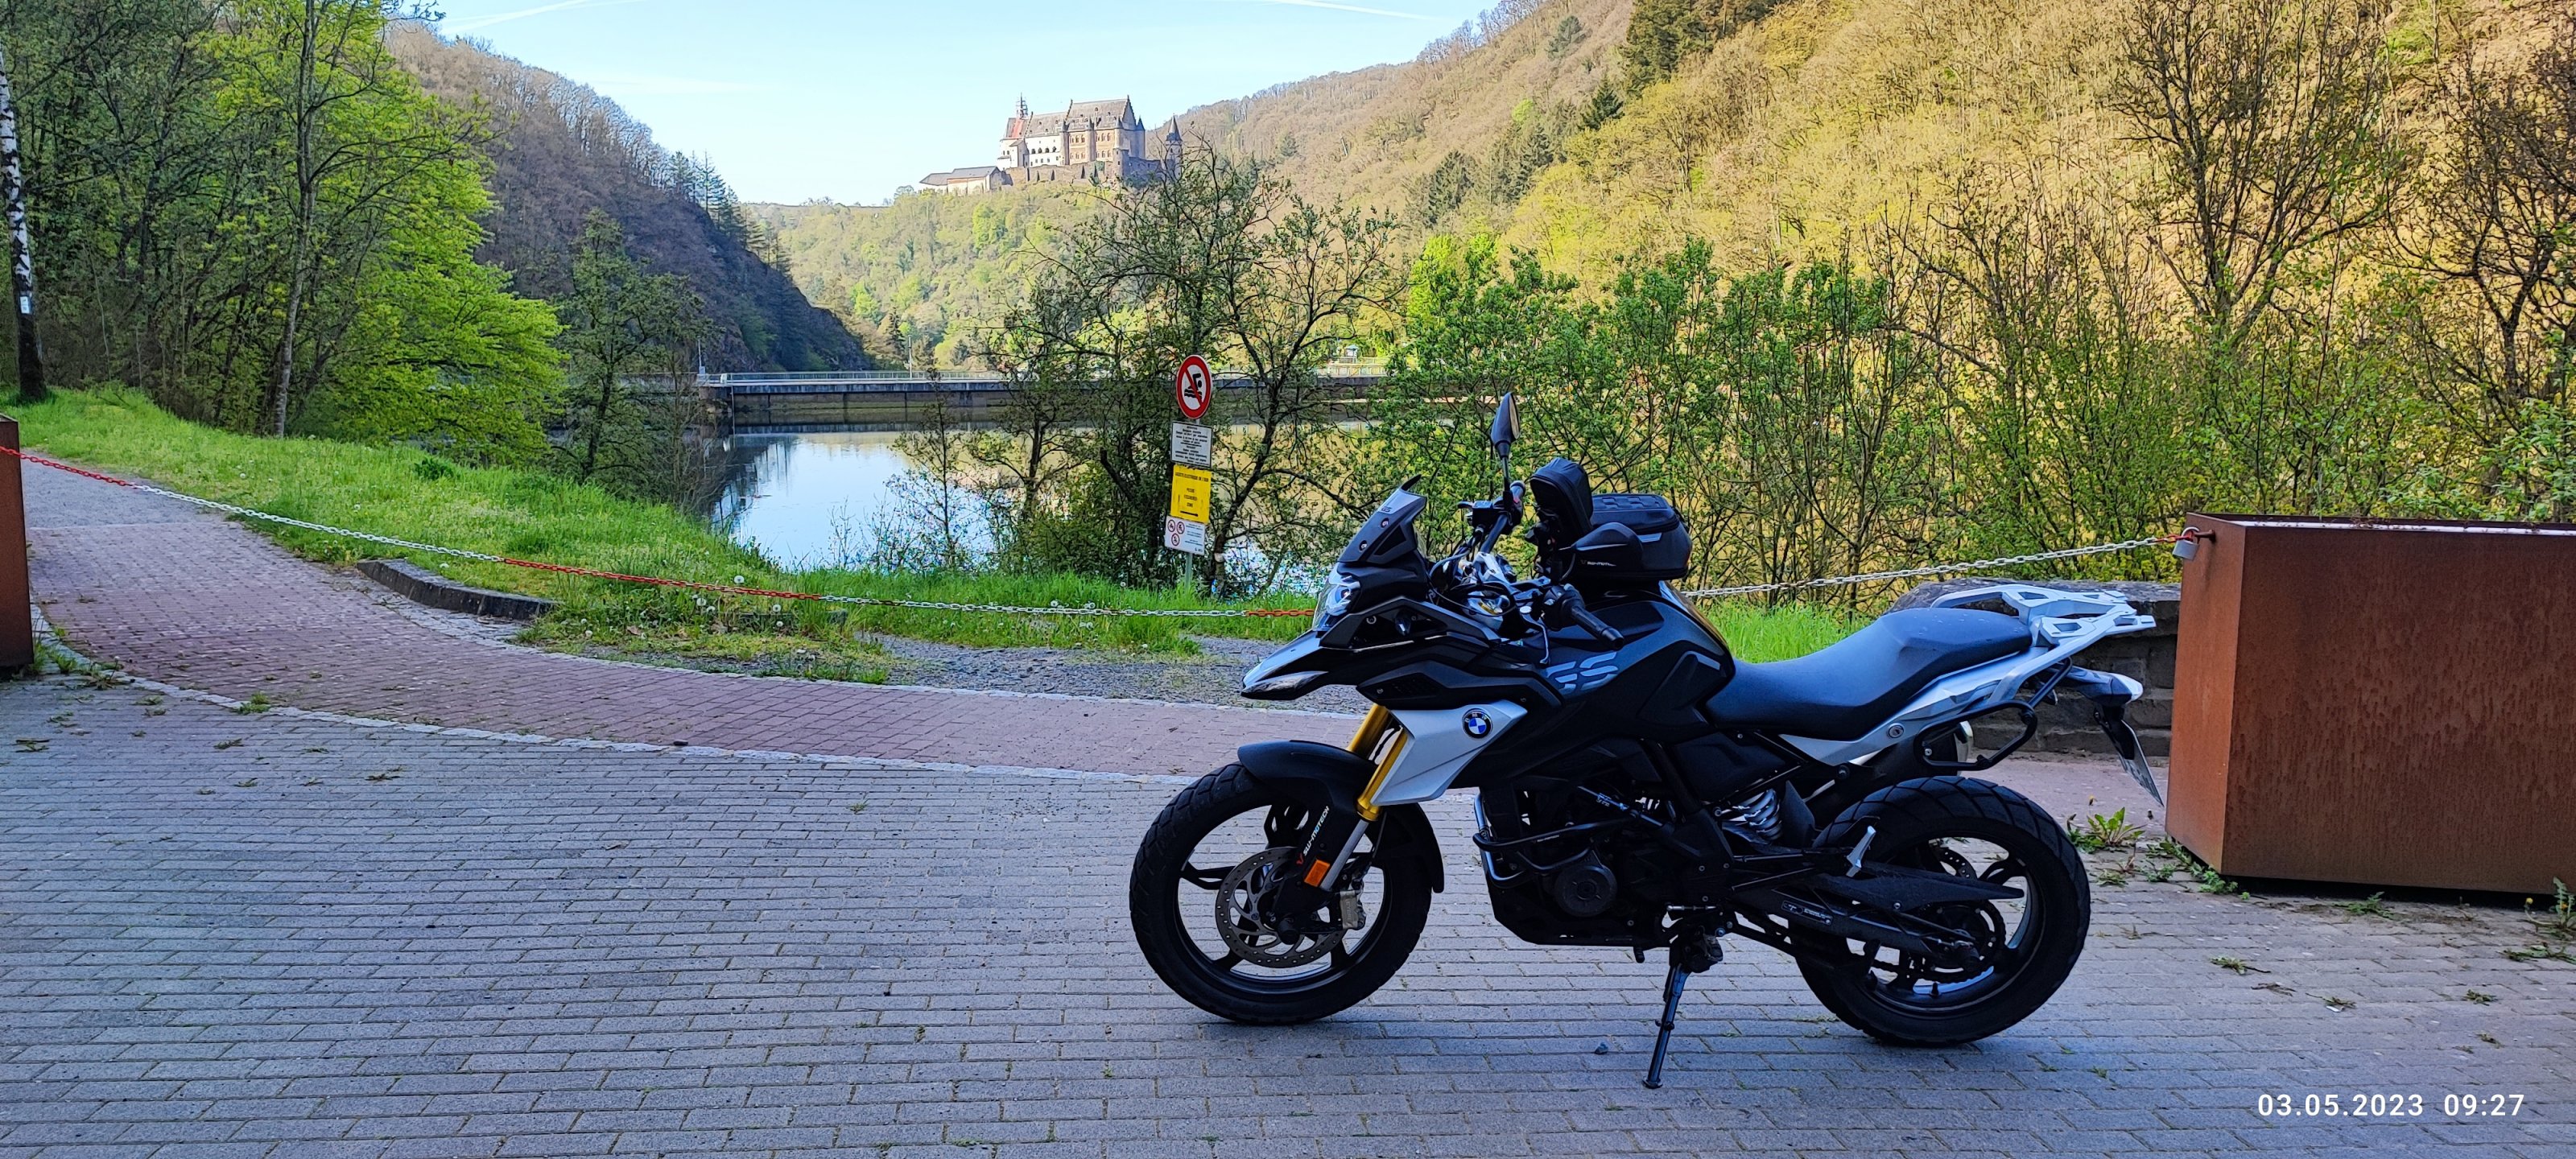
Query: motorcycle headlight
xmin=1245 ymin=669 xmax=1330 ymax=699
xmin=1313 ymin=569 xmax=1362 ymax=630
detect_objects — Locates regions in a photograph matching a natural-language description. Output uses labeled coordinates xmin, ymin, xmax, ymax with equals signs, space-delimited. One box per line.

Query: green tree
xmin=1620 ymin=0 xmax=1779 ymax=92
xmin=1 ymin=0 xmax=561 ymax=453
xmin=995 ymin=150 xmax=1396 ymax=592
xmin=555 ymin=211 xmax=706 ymax=494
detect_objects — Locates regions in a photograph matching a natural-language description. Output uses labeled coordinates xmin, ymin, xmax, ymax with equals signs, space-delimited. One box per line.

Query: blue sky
xmin=430 ymin=0 xmax=1495 ymax=204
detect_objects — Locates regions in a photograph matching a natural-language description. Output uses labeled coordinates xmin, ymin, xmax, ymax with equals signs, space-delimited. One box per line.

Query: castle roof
xmin=919 ymin=166 xmax=1003 ymax=187
xmin=1005 ymin=97 xmax=1141 ymax=139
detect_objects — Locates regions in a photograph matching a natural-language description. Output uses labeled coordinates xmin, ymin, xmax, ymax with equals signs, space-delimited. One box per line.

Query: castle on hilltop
xmin=918 ymin=97 xmax=1180 ymax=195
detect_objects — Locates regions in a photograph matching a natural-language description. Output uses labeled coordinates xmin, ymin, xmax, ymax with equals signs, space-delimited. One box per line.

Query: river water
xmin=708 ymin=420 xmax=1342 ymax=579
xmin=708 ymin=431 xmax=930 ymax=569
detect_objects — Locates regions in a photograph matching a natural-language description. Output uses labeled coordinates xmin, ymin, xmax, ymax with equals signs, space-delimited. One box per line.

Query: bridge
xmin=700 ymin=361 xmax=1389 ymax=431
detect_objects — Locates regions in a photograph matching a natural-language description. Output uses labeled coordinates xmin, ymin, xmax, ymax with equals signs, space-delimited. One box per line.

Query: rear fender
xmin=2061 ymin=668 xmax=2161 ymax=802
xmin=1235 ymin=740 xmax=1444 ymax=892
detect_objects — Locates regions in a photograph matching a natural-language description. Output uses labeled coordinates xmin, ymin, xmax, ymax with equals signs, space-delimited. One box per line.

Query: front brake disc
xmin=1214 ymin=848 xmax=1344 ymax=968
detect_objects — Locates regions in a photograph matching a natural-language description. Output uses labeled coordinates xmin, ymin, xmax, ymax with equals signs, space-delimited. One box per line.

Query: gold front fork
xmin=1348 ymin=703 xmax=1406 ymax=822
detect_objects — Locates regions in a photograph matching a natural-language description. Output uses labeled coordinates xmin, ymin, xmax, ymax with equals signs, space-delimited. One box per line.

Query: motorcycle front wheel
xmin=1128 ymin=763 xmax=1431 ymax=1024
xmin=1794 ymin=775 xmax=2091 ymax=1046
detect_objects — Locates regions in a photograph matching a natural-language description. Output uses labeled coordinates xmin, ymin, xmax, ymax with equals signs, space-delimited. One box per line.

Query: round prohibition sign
xmin=1174 ymin=355 xmax=1214 ymax=419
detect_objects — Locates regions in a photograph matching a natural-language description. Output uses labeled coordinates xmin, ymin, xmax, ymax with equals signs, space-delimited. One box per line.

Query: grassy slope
xmin=16 ymin=389 xmax=1310 ymax=657
xmin=15 ymin=388 xmax=1852 ymax=663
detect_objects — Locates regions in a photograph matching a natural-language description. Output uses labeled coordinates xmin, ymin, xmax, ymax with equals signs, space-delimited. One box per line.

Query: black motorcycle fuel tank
xmin=1445 ymin=596 xmax=1739 ymax=791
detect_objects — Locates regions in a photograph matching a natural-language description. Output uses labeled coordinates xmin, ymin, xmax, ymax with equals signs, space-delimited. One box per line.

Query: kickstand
xmin=1642 ymin=962 xmax=1690 ymax=1089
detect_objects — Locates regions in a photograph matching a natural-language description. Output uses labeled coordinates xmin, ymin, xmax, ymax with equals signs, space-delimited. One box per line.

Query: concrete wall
xmin=1889 ymin=578 xmax=2180 ymax=757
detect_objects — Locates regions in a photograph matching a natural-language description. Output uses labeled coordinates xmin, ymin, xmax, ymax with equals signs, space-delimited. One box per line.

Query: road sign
xmin=1163 ymin=516 xmax=1207 ymax=555
xmin=1174 ymin=355 xmax=1213 ymax=419
xmin=1170 ymin=422 xmax=1213 ymax=468
xmin=1168 ymin=464 xmax=1212 ymax=523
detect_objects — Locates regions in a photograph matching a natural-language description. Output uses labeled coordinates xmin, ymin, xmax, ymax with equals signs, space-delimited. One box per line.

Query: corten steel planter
xmin=2169 ymin=513 xmax=2576 ymax=893
xmin=0 ymin=415 xmax=28 ymax=674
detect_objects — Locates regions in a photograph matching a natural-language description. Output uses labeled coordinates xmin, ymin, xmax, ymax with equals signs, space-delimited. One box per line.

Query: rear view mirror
xmin=1489 ymin=393 xmax=1520 ymax=452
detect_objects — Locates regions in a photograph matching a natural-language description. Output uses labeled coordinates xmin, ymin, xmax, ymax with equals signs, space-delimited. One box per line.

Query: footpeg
xmin=1845 ymin=825 xmax=1877 ymax=876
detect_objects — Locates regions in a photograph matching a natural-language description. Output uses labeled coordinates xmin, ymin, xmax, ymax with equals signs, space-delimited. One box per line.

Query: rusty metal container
xmin=2169 ymin=514 xmax=2576 ymax=893
xmin=0 ymin=416 xmax=28 ymax=674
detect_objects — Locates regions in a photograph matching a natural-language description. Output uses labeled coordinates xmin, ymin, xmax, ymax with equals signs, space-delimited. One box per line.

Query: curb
xmin=25 ymin=607 xmax=1199 ymax=790
xmin=357 ymin=558 xmax=555 ymax=621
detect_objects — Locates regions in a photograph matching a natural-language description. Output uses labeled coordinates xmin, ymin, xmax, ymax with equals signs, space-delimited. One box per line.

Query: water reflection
xmin=707 ymin=422 xmax=1332 ymax=581
xmin=708 ymin=431 xmax=931 ymax=569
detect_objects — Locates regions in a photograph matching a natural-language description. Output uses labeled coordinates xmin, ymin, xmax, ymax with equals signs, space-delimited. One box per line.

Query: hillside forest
xmin=0 ymin=0 xmax=862 ymax=498
xmin=795 ymin=0 xmax=2576 ymax=602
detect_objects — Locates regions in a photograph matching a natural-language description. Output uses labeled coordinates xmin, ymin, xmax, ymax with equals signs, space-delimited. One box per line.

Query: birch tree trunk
xmin=0 ymin=44 xmax=43 ymax=404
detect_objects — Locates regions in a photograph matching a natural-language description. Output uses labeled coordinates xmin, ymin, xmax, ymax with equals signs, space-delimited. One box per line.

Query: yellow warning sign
xmin=1168 ymin=465 xmax=1212 ymax=522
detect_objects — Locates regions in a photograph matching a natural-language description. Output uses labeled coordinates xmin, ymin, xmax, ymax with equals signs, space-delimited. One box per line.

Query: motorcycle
xmin=1127 ymin=394 xmax=2161 ymax=1087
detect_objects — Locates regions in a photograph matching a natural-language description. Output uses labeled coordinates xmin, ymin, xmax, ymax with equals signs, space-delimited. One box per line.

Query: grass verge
xmin=15 ymin=386 xmax=1858 ymax=666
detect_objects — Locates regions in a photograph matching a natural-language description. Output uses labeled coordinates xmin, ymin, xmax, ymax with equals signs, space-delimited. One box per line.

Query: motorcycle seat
xmin=1707 ymin=608 xmax=2031 ymax=741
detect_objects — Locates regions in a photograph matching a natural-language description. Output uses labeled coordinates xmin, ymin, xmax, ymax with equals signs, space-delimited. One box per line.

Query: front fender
xmin=1236 ymin=740 xmax=1445 ymax=892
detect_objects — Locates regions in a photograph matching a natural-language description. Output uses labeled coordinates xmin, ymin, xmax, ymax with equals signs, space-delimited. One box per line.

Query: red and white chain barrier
xmin=2 ymin=445 xmax=2182 ymax=618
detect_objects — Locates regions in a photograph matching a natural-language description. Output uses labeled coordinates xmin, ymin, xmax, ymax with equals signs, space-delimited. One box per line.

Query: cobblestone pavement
xmin=2 ymin=679 xmax=2570 ymax=1158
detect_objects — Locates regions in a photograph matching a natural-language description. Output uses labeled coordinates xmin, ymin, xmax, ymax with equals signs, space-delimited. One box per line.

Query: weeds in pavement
xmin=2530 ymin=880 xmax=2576 ymax=941
xmin=233 ymin=693 xmax=271 ymax=714
xmin=2504 ymin=943 xmax=2576 ymax=964
xmin=2068 ymin=808 xmax=2145 ymax=852
xmin=2322 ymin=996 xmax=2355 ymax=1010
xmin=2211 ymin=956 xmax=2268 ymax=975
xmin=2341 ymin=893 xmax=2393 ymax=918
xmin=2144 ymin=839 xmax=2240 ymax=894
xmin=2462 ymin=990 xmax=2496 ymax=1004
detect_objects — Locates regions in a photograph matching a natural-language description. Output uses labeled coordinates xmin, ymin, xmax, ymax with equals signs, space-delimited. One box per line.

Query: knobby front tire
xmin=1128 ymin=764 xmax=1431 ymax=1025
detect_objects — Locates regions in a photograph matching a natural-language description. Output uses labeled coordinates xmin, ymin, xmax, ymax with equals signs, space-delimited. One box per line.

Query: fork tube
xmin=1348 ymin=704 xmax=1402 ymax=823
xmin=1348 ymin=703 xmax=1394 ymax=756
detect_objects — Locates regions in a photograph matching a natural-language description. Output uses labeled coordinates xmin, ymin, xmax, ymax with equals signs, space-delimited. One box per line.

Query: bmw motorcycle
xmin=1127 ymin=396 xmax=2162 ymax=1087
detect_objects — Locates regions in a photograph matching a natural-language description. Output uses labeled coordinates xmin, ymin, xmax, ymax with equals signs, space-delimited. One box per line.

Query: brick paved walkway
xmin=1 ymin=679 xmax=2568 ymax=1157
xmin=24 ymin=469 xmax=1352 ymax=779
xmin=20 ymin=466 xmax=2163 ymax=822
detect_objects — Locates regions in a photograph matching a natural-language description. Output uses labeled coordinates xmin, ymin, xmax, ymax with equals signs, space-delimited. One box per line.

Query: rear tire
xmin=1129 ymin=764 xmax=1431 ymax=1024
xmin=1795 ymin=776 xmax=2089 ymax=1046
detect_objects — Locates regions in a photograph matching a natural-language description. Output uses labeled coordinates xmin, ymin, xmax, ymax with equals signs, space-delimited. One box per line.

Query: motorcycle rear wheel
xmin=1129 ymin=764 xmax=1431 ymax=1025
xmin=1794 ymin=775 xmax=2090 ymax=1046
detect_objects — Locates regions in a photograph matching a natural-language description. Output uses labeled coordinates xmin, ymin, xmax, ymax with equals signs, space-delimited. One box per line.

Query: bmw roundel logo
xmin=1462 ymin=709 xmax=1492 ymax=739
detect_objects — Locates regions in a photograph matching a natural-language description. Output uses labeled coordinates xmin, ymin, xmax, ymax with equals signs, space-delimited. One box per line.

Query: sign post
xmin=1166 ymin=357 xmax=1214 ymax=555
